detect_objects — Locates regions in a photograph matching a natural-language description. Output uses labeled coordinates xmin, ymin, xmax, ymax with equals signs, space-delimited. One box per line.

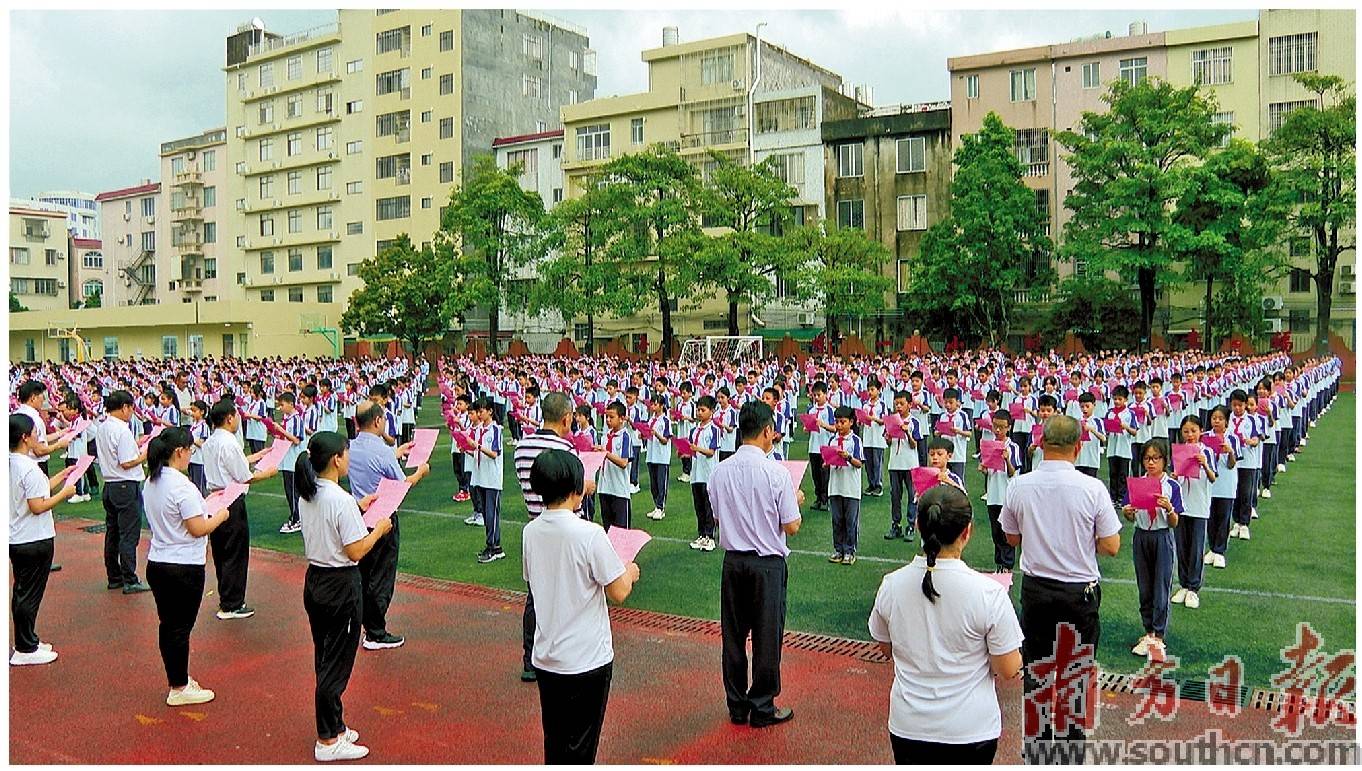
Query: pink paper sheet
xmin=935 ymin=420 xmax=954 ymax=436
xmin=855 ymin=408 xmax=872 ymax=426
xmin=203 ymin=482 xmax=249 ymax=518
xmin=632 ymin=420 xmax=654 ymax=439
xmin=911 ymin=466 xmax=941 ymax=497
xmin=1172 ymin=443 xmax=1203 ymax=478
xmin=1127 ymin=476 xmax=1162 ymax=524
xmin=63 ymin=455 xmax=95 ymax=490
xmin=1102 ymin=417 xmax=1122 ymax=434
xmin=799 ymin=413 xmax=819 ymax=432
xmin=362 ymin=478 xmax=410 ymax=528
xmin=1008 ymin=402 xmax=1025 ymax=420
xmin=579 ymin=451 xmax=608 ymax=479
xmin=780 ymin=460 xmax=808 ymax=490
xmin=1200 ymin=433 xmax=1224 ymax=454
xmin=405 ymin=428 xmax=439 ymax=468
xmin=818 ymin=444 xmax=849 ymax=468
xmin=883 ymin=414 xmax=908 ymax=440
xmin=606 ymin=527 xmax=653 ymax=564
xmin=571 ymin=433 xmax=595 ymax=453
xmin=254 ymin=439 xmax=293 ymax=473
xmin=980 ymin=439 xmax=1006 ymax=472
xmin=673 ymin=438 xmax=694 ymax=457
xmin=137 ymin=425 xmax=165 ymax=448
xmin=61 ymin=418 xmax=92 ymax=442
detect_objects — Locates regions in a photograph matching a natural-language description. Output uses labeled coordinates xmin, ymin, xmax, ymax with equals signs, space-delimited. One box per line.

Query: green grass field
xmin=60 ymin=392 xmax=1355 ymax=690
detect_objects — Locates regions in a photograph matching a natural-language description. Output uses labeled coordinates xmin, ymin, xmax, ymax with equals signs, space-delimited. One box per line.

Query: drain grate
xmin=81 ymin=524 xmax=106 ymax=534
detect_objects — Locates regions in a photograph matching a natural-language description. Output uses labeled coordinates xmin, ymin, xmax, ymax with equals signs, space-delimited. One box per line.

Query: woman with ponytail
xmin=295 ymin=431 xmax=391 ymax=762
xmin=868 ymin=484 xmax=1023 ymax=765
xmin=142 ymin=428 xmax=231 ymax=706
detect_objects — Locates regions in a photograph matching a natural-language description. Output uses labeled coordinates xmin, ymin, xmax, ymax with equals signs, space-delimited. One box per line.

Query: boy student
xmin=521 ymin=387 xmax=544 ymax=434
xmin=885 ymin=390 xmax=923 ymax=542
xmin=643 ymin=394 xmax=673 ymax=521
xmin=714 ymin=388 xmax=740 ymax=463
xmin=624 ymin=387 xmax=647 ymax=494
xmin=760 ymin=387 xmax=788 ymax=461
xmin=597 ymin=404 xmax=634 ymax=531
xmin=923 ymin=437 xmax=967 ymax=494
xmin=1254 ymin=381 xmax=1279 ymax=499
xmin=980 ymin=408 xmax=1021 ymax=573
xmin=1204 ymin=406 xmax=1240 ymax=570
xmin=805 ymin=382 xmax=837 ymax=511
xmin=1227 ymin=390 xmax=1261 ymax=540
xmin=1009 ymin=379 xmax=1038 ymax=474
xmin=1029 ymin=395 xmax=1059 ymax=473
xmin=186 ymin=400 xmax=211 ymax=496
xmin=688 ymin=395 xmax=722 ymax=551
xmin=469 ymin=397 xmax=506 ymax=564
xmin=676 ymin=382 xmax=696 ymax=483
xmin=826 ymin=406 xmax=866 ymax=565
xmin=1130 ymin=381 xmax=1153 ymax=468
xmin=573 ymin=405 xmax=599 ymax=524
xmin=935 ymin=388 xmax=971 ymax=483
xmin=450 ymin=394 xmax=474 ymax=504
xmin=56 ymin=395 xmax=95 ymax=503
xmin=317 ymin=378 xmax=339 ymax=434
xmin=276 ymin=392 xmax=307 ymax=535
xmin=1075 ymin=392 xmax=1106 ymax=477
xmin=861 ymin=380 xmax=888 ymax=496
xmin=1173 ymin=415 xmax=1215 ymax=610
xmin=1148 ymin=377 xmax=1171 ymax=449
xmin=906 ymin=372 xmax=933 ymax=469
xmin=1104 ymin=385 xmax=1139 ymax=506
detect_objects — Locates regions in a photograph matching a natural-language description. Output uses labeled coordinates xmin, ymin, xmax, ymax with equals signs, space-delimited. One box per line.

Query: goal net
xmin=678 ymin=336 xmax=764 ymax=368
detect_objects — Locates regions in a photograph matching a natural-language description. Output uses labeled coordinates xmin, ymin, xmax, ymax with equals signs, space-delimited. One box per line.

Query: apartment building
xmin=158 ymin=128 xmax=232 ymax=305
xmin=8 ymin=201 xmax=69 ymax=314
xmin=70 ymin=237 xmax=108 ymax=308
xmin=493 ymin=128 xmax=567 ymax=352
xmin=34 ymin=190 xmax=100 ymax=239
xmin=95 ymin=181 xmax=160 ymax=306
xmin=222 ymin=10 xmax=595 ymax=311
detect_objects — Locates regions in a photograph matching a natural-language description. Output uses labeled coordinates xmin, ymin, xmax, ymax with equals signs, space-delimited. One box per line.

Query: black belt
xmin=106 ymin=479 xmax=140 ymax=486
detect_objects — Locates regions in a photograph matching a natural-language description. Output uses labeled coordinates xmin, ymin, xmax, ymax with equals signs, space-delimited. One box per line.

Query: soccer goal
xmin=678 ymin=336 xmax=764 ymax=367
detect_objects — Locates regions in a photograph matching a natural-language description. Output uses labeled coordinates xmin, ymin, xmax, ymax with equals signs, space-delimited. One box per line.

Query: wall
xmin=1165 ymin=21 xmax=1260 ymax=140
xmin=8 ymin=206 xmax=69 ymax=313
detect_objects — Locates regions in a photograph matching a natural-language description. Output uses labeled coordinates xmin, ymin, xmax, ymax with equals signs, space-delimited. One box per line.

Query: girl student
xmin=1202 ymin=406 xmax=1240 ymax=571
xmin=295 ymin=431 xmax=393 ymax=762
xmin=142 ymin=428 xmax=232 ymax=706
xmin=57 ymin=394 xmax=95 ymax=503
xmin=1121 ymin=438 xmax=1183 ymax=660
xmin=186 ymin=400 xmax=212 ymax=496
xmin=1173 ymin=415 xmax=1215 ymax=610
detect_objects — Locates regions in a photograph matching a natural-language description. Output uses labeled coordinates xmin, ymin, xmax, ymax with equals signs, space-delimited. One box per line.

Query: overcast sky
xmin=8 ymin=7 xmax=1258 ymax=199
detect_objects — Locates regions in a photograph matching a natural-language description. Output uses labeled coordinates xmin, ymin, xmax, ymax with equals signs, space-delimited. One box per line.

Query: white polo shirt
xmin=869 ymin=557 xmax=1024 ymax=744
xmin=300 ymin=478 xmax=369 ymax=568
xmin=144 ymin=466 xmax=208 ymax=565
xmin=95 ymin=414 xmax=145 ymax=482
xmin=999 ymin=460 xmax=1122 ymax=583
xmin=202 ymin=428 xmax=252 ymax=492
xmin=14 ymin=403 xmax=49 ymax=463
xmin=10 ymin=453 xmax=55 ymax=544
xmin=522 ymin=508 xmax=626 ymax=675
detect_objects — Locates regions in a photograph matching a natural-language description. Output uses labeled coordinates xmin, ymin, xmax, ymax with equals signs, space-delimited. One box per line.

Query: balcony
xmin=170 ymin=202 xmax=203 ymax=222
xmin=178 ymin=276 xmax=204 ymax=293
xmin=23 ymin=227 xmax=49 ymax=241
xmin=1025 ymin=162 xmax=1050 ymax=177
xmin=680 ymin=128 xmax=749 ymax=150
xmin=173 ymin=169 xmax=203 ymax=186
xmin=175 ymin=239 xmax=205 ymax=256
xmin=1012 ymin=288 xmax=1053 ymax=305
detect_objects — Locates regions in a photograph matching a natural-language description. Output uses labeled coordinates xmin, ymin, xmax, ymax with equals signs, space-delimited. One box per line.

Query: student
xmin=470 ymin=398 xmax=505 ymax=563
xmin=935 ymin=388 xmax=971 ymax=483
xmin=276 ymin=393 xmax=307 ymax=535
xmin=759 ymin=386 xmax=788 ymax=462
xmin=714 ymin=388 xmax=739 ymax=463
xmin=1009 ymin=380 xmax=1038 ymax=475
xmin=186 ymin=400 xmax=211 ymax=496
xmin=885 ymin=390 xmax=922 ymax=542
xmin=868 ymin=484 xmax=1023 ymax=765
xmin=523 ymin=450 xmax=640 ymax=764
xmin=1203 ymin=406 xmax=1240 ymax=570
xmin=1105 ymin=385 xmax=1138 ymax=506
xmin=597 ymin=403 xmax=633 ymax=532
xmin=1254 ymin=381 xmax=1278 ymax=499
xmin=979 ymin=409 xmax=1021 ymax=573
xmin=1129 ymin=381 xmax=1152 ymax=468
xmin=201 ymin=399 xmax=278 ymax=620
xmin=643 ymin=394 xmax=672 ymax=521
xmin=1227 ymin=390 xmax=1261 ymax=541
xmin=10 ymin=413 xmax=76 ymax=666
xmin=1075 ymin=393 xmax=1105 ymax=477
xmin=622 ymin=387 xmax=647 ymax=494
xmin=573 ymin=405 xmax=599 ymax=523
xmin=1029 ymin=395 xmax=1058 ymax=473
xmin=142 ymin=428 xmax=231 ymax=706
xmin=1173 ymin=416 xmax=1215 ymax=610
xmin=676 ymin=382 xmax=696 ymax=483
xmin=862 ymin=380 xmax=888 ymax=497
xmin=296 ymin=432 xmax=393 ymax=762
xmin=924 ymin=438 xmax=967 ymax=494
xmin=688 ymin=396 xmax=722 ymax=551
xmin=450 ymin=394 xmax=473 ymax=504
xmin=57 ymin=395 xmax=94 ymax=503
xmin=804 ymin=382 xmax=836 ymax=511
xmin=1121 ymin=439 xmax=1182 ymax=660
xmin=14 ymin=380 xmax=72 ymax=475
xmin=826 ymin=406 xmax=865 ymax=565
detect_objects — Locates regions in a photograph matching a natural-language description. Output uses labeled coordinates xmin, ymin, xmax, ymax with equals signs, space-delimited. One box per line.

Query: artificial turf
xmin=58 ymin=392 xmax=1355 ymax=691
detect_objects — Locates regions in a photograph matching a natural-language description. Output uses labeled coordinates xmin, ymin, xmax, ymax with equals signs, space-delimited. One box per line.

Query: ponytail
xmin=294 ymin=450 xmax=320 ymax=502
xmin=915 ymin=484 xmax=975 ymax=604
xmin=148 ymin=427 xmax=193 ymax=482
xmin=296 ymin=430 xmax=348 ymax=502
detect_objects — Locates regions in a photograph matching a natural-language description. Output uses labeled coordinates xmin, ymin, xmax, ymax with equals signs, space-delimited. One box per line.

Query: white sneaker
xmin=1229 ymin=523 xmax=1241 ymax=539
xmin=1203 ymin=551 xmax=1216 ymax=566
xmin=1213 ymin=553 xmax=1226 ymax=569
xmin=629 ymin=485 xmax=641 ymax=495
xmin=1287 ymin=454 xmax=1296 ymax=462
xmin=1277 ymin=463 xmax=1287 ymax=473
xmin=1239 ymin=526 xmax=1250 ymax=541
xmin=464 ymin=514 xmax=484 ymax=527
xmin=1131 ymin=635 xmax=1151 ymax=656
xmin=279 ymin=521 xmax=302 ymax=534
xmin=1184 ymin=591 xmax=1200 ymax=609
xmin=689 ymin=536 xmax=706 ymax=550
xmin=10 ymin=648 xmax=58 ymax=666
xmin=1311 ymin=421 xmax=1317 ymax=428
xmin=1262 ymin=489 xmax=1272 ymax=499
xmin=315 ymin=736 xmax=370 ymax=762
xmin=344 ymin=728 xmax=359 ymax=743
xmin=1251 ymin=508 xmax=1259 ymax=519
xmin=36 ymin=641 xmax=52 ymax=652
xmin=166 ymin=678 xmax=215 ymax=706
xmin=678 ymin=474 xmax=690 ymax=484
xmin=700 ymin=536 xmax=717 ymax=552
xmin=1171 ymin=588 xmax=1187 ymax=604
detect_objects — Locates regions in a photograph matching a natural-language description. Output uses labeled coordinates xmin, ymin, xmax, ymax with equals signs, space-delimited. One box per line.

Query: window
xmin=522 ymin=75 xmax=541 ymax=98
xmin=1192 ymin=46 xmax=1233 ymax=86
xmin=766 ymin=151 xmax=806 ymax=190
xmin=237 ymin=72 xmax=246 ymax=91
xmin=439 ymin=30 xmax=454 ymax=52
xmin=1211 ymin=111 xmax=1235 ymax=146
xmin=202 ymin=149 xmax=215 ymax=171
xmin=552 ymin=144 xmax=562 ymax=159
xmin=9 ymin=247 xmax=29 ymax=264
xmin=1268 ymin=100 xmax=1317 ymax=134
xmin=630 ymin=118 xmax=645 ymax=145
xmin=1009 ymin=68 xmax=1036 ymax=101
xmin=1289 ymin=236 xmax=1312 ymax=258
xmin=260 ymin=251 xmax=275 ymax=273
xmin=896 ymin=195 xmax=928 ymax=231
xmin=347 ymin=99 xmax=363 ymax=114
xmin=142 ymin=197 xmax=155 ymax=217
xmin=552 ymin=188 xmax=563 ymax=204
xmin=347 ymin=59 xmax=363 ymax=74
xmin=258 ymin=137 xmax=273 ymax=161
xmin=287 ymin=55 xmax=302 ymax=81
xmin=377 ymin=109 xmax=409 ymax=138
xmin=700 ymin=50 xmax=734 ymax=85
xmin=1014 ymin=128 xmax=1049 ymax=173
xmin=523 ymin=33 xmax=543 ymax=60
xmin=256 ymin=102 xmax=273 ymax=127
xmin=1269 ymin=32 xmax=1317 ymax=76
xmin=348 ymin=263 xmax=360 ymax=276
xmin=316 ymin=47 xmax=332 ymax=73
xmin=317 ymin=166 xmax=333 ymax=190
xmin=82 ymin=251 xmax=103 ymax=269
xmin=316 ymin=90 xmax=334 ymax=114
xmin=203 ymin=257 xmax=217 ymax=278
xmin=318 ymin=285 xmax=334 ymax=303
xmin=569 ymin=50 xmax=579 ymax=71
xmin=104 ymin=337 xmax=119 ymax=359
xmin=83 ymin=279 xmax=103 ymax=297
xmin=287 ymin=171 xmax=301 ymax=195
xmin=44 ymin=248 xmax=59 ymax=265
xmin=1289 ymin=267 xmax=1312 ymax=293
xmin=577 ymin=124 xmax=610 ymax=161
xmin=1288 ymin=308 xmax=1310 ymax=332
xmin=204 ymin=222 xmax=217 ymax=244
xmin=317 ymin=205 xmax=333 ymax=230
xmin=375 ymin=68 xmax=409 ymax=95
xmin=505 ymin=148 xmax=538 ymax=179
xmin=376 ymin=27 xmax=409 ymax=54
xmin=288 ymin=209 xmax=301 ymax=233
xmin=347 ymin=221 xmax=363 ymax=235
xmin=142 ymin=231 xmax=156 ymax=252
xmin=754 ymin=96 xmax=816 ymax=134
xmin=289 ymin=287 xmax=304 ymax=303
xmin=288 ymin=249 xmax=303 ymax=271
xmin=439 ymin=162 xmax=454 ymax=183
xmin=260 ymin=175 xmax=275 ymax=198
xmin=1035 ymin=189 xmax=1051 ymax=236
xmin=287 ymin=132 xmax=302 ymax=156
xmin=376 ymin=196 xmax=410 ymax=220
xmin=236 ymin=235 xmax=246 ymax=247
xmin=347 ymin=180 xmax=363 ymax=195
xmin=260 ymin=289 xmax=274 ymax=302
xmin=258 ymin=62 xmax=273 ymax=88
xmin=421 ymin=24 xmax=431 ymax=37
xmin=317 ymin=245 xmax=333 ymax=269
xmin=317 ymin=126 xmax=334 ymax=150
xmin=260 ymin=215 xmax=274 ymax=237
xmin=421 ymin=66 xmax=432 ymax=80
xmin=439 ymin=117 xmax=454 ymax=139
xmin=203 ymin=186 xmax=216 ymax=207
xmin=837 ymin=142 xmax=863 ymax=177
xmin=896 ymin=137 xmax=926 ymax=173
xmin=347 ymin=140 xmax=363 ymax=155
xmin=836 ymin=199 xmax=864 ymax=229
xmin=172 ymin=156 xmax=186 ymax=175
xmin=568 ymin=89 xmax=578 ymax=105
xmin=440 ymin=73 xmax=454 ymax=95
xmin=966 ymin=74 xmax=979 ymax=99
xmin=161 ymin=335 xmax=179 ymax=358
xmin=1119 ymin=57 xmax=1148 ymax=85
xmin=1082 ymin=62 xmax=1100 ymax=89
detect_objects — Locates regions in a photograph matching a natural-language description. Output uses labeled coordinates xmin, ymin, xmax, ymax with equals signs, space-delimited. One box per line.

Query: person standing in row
xmin=95 ymin=390 xmax=151 ymax=594
xmin=296 ymin=431 xmax=393 ymax=762
xmin=142 ymin=428 xmax=232 ymax=705
xmin=9 ymin=413 xmax=76 ymax=666
xmin=201 ymin=399 xmax=279 ymax=620
xmin=14 ymin=380 xmax=72 ymax=475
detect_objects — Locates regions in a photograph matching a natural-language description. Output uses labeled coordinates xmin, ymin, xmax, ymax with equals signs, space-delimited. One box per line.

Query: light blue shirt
xmin=347 ymin=430 xmax=404 ymax=500
xmin=708 ymin=445 xmax=801 ymax=558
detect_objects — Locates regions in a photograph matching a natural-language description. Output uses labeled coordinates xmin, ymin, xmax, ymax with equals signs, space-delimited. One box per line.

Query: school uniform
xmin=937 ymin=408 xmax=971 ymax=483
xmin=1259 ymin=402 xmax=1279 ymax=492
xmin=1130 ymin=399 xmax=1154 ymax=468
xmin=574 ymin=426 xmax=599 ymax=523
xmin=399 ymin=389 xmax=417 ymax=446
xmin=319 ymin=392 xmax=340 ymax=434
xmin=187 ymin=419 xmax=210 ymax=495
xmin=597 ymin=426 xmax=633 ymax=531
xmin=644 ymin=414 xmax=672 ymax=512
xmin=280 ymin=412 xmax=307 ymax=528
xmin=906 ymin=389 xmax=932 ymax=468
xmin=61 ymin=417 xmax=95 ymax=497
xmin=1124 ymin=475 xmax=1183 ymax=639
xmin=862 ymin=399 xmax=888 ymax=494
xmin=766 ymin=408 xmax=788 ymax=462
xmin=676 ymin=398 xmax=696 ymax=477
xmin=887 ymin=416 xmax=922 ymax=535
xmin=805 ymin=403 xmax=836 ymax=508
xmin=827 ymin=431 xmax=864 ymax=558
xmin=10 ymin=452 xmax=56 ymax=655
xmin=96 ymin=414 xmax=146 ymax=588
xmin=983 ymin=439 xmax=1022 ymax=570
xmin=1229 ymin=412 xmax=1260 ymax=528
xmin=469 ymin=421 xmax=504 ymax=554
xmin=1206 ymin=432 xmax=1242 ymax=558
xmin=1104 ymin=406 xmax=1136 ymax=504
xmin=202 ymin=427 xmax=255 ymax=614
xmin=449 ymin=411 xmax=473 ymax=497
xmin=143 ymin=466 xmax=209 ymax=688
xmin=690 ymin=422 xmax=722 ymax=540
xmin=715 ymin=404 xmax=739 ymax=462
xmin=623 ymin=401 xmax=647 ymax=487
xmin=1174 ymin=444 xmax=1215 ymax=593
xmin=1009 ymin=394 xmax=1037 ymax=474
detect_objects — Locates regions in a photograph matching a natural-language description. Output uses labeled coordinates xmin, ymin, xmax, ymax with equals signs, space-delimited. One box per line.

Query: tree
xmin=787 ymin=223 xmax=892 ymax=342
xmin=1263 ymin=73 xmax=1356 ymax=353
xmin=436 ymin=155 xmax=545 ymax=355
xmin=84 ymin=290 xmax=102 ymax=309
xmin=1039 ymin=276 xmax=1142 ymax=351
xmin=10 ymin=292 xmax=27 ymax=313
xmin=340 ymin=234 xmax=451 ymax=356
xmin=903 ymin=113 xmax=1052 ymax=346
xmin=690 ymin=151 xmax=801 ymax=335
xmin=1057 ymin=77 xmax=1230 ymax=349
xmin=530 ymin=175 xmax=649 ymax=354
xmin=601 ymin=145 xmax=702 ymax=358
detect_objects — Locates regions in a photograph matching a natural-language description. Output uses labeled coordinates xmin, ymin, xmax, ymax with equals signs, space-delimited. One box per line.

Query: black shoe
xmin=811 ymin=501 xmax=828 ymax=511
xmin=122 ymin=582 xmax=152 ymax=594
xmin=107 ymin=581 xmax=124 ymax=591
xmin=477 ymin=548 xmax=506 ymax=564
xmin=49 ymin=564 xmax=62 ymax=572
xmin=904 ymin=529 xmax=915 ymax=543
xmin=730 ymin=712 xmax=749 ymax=725
xmin=749 ymin=706 xmax=794 ymax=728
xmin=362 ymin=631 xmax=405 ymax=650
xmin=521 ymin=667 xmax=538 ymax=682
xmin=884 ymin=526 xmax=902 ymax=540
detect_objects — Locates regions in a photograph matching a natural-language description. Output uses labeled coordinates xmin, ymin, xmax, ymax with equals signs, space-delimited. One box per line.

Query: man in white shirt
xmin=15 ymin=380 xmax=72 ymax=475
xmin=95 ymin=390 xmax=150 ymax=594
xmin=201 ymin=399 xmax=278 ymax=620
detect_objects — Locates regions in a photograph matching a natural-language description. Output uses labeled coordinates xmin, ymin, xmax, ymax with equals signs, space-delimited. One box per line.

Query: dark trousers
xmin=1208 ymin=497 xmax=1234 ymax=555
xmin=1132 ymin=529 xmax=1174 ymax=637
xmin=1131 ymin=442 xmax=1145 ymax=471
xmin=402 ymin=423 xmax=415 ymax=446
xmin=208 ymin=497 xmax=250 ymax=611
xmin=304 ymin=565 xmax=362 ymax=740
xmin=892 ymin=734 xmax=998 ymax=765
xmin=1261 ymin=444 xmax=1277 ymax=489
xmin=629 ymin=449 xmax=641 ymax=486
xmin=647 ymin=462 xmax=669 ymax=509
xmin=1020 ymin=575 xmax=1102 ymax=759
xmin=1011 ymin=431 xmax=1032 ymax=474
xmin=452 ymin=453 xmax=470 ymax=494
xmin=345 ymin=417 xmax=357 ymax=441
xmin=474 ymin=487 xmax=501 ymax=550
xmin=1233 ymin=469 xmax=1259 ymax=525
xmin=187 ymin=463 xmax=207 ymax=496
xmin=282 ymin=470 xmax=300 ymax=527
xmin=147 ymin=561 xmax=205 ymax=688
xmin=102 ymin=480 xmax=143 ymax=586
xmin=535 ymin=662 xmax=613 ymax=765
xmin=10 ymin=538 xmax=54 ymax=653
xmin=987 ymin=505 xmax=1015 ymax=569
xmin=864 ymin=447 xmax=884 ymax=491
xmin=523 ymin=588 xmax=536 ymax=670
xmin=1174 ymin=517 xmax=1207 ymax=591
xmin=358 ymin=513 xmax=399 ymax=635
xmin=247 ymin=438 xmax=265 ymax=455
xmin=808 ymin=451 xmax=829 ymax=505
xmin=1077 ymin=466 xmax=1098 ymax=478
xmin=830 ymin=496 xmax=861 ymax=555
xmin=720 ymin=552 xmax=788 ymax=721
xmin=599 ymin=494 xmax=630 ymax=532
xmin=1107 ymin=456 xmax=1130 ymax=504
xmin=681 ymin=453 xmax=692 ymax=476
xmin=888 ymin=469 xmax=914 ymax=530
xmin=692 ymin=483 xmax=714 ymax=538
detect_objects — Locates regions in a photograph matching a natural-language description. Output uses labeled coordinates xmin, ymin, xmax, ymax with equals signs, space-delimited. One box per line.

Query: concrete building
xmin=493 ymin=128 xmax=566 ymax=352
xmin=9 ymin=201 xmax=70 ymax=314
xmin=95 ymin=181 xmax=161 ymax=306
xmin=221 ymin=10 xmax=595 ymax=313
xmin=34 ymin=190 xmax=100 ymax=239
xmin=159 ymin=128 xmax=233 ymax=305
xmin=70 ymin=237 xmax=108 ymax=308
xmin=821 ymin=103 xmax=954 ymax=340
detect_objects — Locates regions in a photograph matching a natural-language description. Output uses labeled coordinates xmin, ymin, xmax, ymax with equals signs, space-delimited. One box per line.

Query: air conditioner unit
xmin=123 ymin=213 xmax=131 ymax=222
xmin=56 ymin=280 xmax=66 ymax=289
xmin=327 ymin=151 xmax=336 ymax=159
xmin=1261 ymin=295 xmax=1284 ymax=312
xmin=1264 ymin=318 xmax=1284 ymax=333
xmin=731 ymin=78 xmax=744 ymax=90
xmin=144 ymin=216 xmax=155 ymax=225
xmin=796 ymin=311 xmax=818 ymax=326
xmin=1343 ymin=265 xmax=1355 ymax=278
xmin=186 ymin=150 xmax=196 ymax=160
xmin=1342 ymin=281 xmax=1356 ymax=295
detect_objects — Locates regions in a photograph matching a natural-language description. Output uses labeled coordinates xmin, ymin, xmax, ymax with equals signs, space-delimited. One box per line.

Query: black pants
xmin=891 ymin=734 xmax=998 ymax=765
xmin=1011 ymin=431 xmax=1032 ymax=474
xmin=247 ymin=439 xmax=265 ymax=456
xmin=1174 ymin=517 xmax=1208 ymax=591
xmin=84 ymin=444 xmax=100 ymax=494
xmin=648 ymin=462 xmax=669 ymax=510
xmin=187 ymin=463 xmax=207 ymax=497
xmin=720 ymin=552 xmax=787 ymax=721
xmin=1208 ymin=497 xmax=1234 ymax=555
xmin=345 ymin=417 xmax=357 ymax=440
xmin=691 ymin=483 xmax=715 ymax=538
xmin=1077 ymin=466 xmax=1098 ymax=478
xmin=208 ymin=497 xmax=250 ymax=611
xmin=102 ymin=480 xmax=143 ymax=586
xmin=147 ymin=561 xmax=205 ymax=688
xmin=1233 ymin=468 xmax=1259 ymax=525
xmin=598 ymin=494 xmax=630 ymax=532
xmin=10 ymin=538 xmax=54 ymax=653
xmin=987 ymin=505 xmax=1015 ymax=569
xmin=1107 ymin=456 xmax=1130 ymax=504
xmin=358 ymin=513 xmax=400 ymax=636
xmin=888 ymin=468 xmax=914 ymax=530
xmin=1261 ymin=444 xmax=1278 ymax=488
xmin=475 ymin=487 xmax=501 ymax=550
xmin=452 ymin=453 xmax=470 ymax=494
xmin=282 ymin=471 xmax=300 ymax=527
xmin=304 ymin=565 xmax=363 ymax=740
xmin=523 ymin=587 xmax=536 ymax=670
xmin=808 ymin=451 xmax=829 ymax=506
xmin=535 ymin=662 xmax=613 ymax=765
xmin=1020 ymin=574 xmax=1102 ymax=761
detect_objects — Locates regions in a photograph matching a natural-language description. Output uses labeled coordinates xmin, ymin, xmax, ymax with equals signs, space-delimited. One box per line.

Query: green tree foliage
xmin=690 ymin=151 xmax=801 ymax=335
xmin=10 ymin=292 xmax=27 ymax=313
xmin=340 ymin=234 xmax=450 ymax=356
xmin=787 ymin=223 xmax=892 ymax=342
xmin=1262 ymin=73 xmax=1356 ymax=353
xmin=84 ymin=290 xmax=102 ymax=310
xmin=1039 ymin=276 xmax=1142 ymax=352
xmin=903 ymin=112 xmax=1052 ymax=346
xmin=436 ymin=155 xmax=545 ymax=355
xmin=1058 ymin=77 xmax=1229 ymax=349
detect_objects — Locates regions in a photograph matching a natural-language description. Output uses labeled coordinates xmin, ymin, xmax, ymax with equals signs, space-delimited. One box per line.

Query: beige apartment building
xmin=95 ymin=181 xmax=160 ymax=306
xmin=70 ymin=237 xmax=108 ymax=308
xmin=158 ymin=128 xmax=233 ymax=304
xmin=8 ymin=201 xmax=70 ymax=314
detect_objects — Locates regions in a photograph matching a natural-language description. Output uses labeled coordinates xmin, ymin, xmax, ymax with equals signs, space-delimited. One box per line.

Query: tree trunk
xmin=586 ymin=314 xmax=596 ymax=356
xmin=488 ymin=305 xmax=500 ymax=357
xmin=1315 ymin=266 xmax=1335 ymax=356
xmin=727 ymin=293 xmax=740 ymax=336
xmin=825 ymin=312 xmax=840 ymax=350
xmin=1137 ymin=266 xmax=1156 ymax=352
xmin=1203 ymin=276 xmax=1215 ymax=353
xmin=658 ymin=265 xmax=672 ymax=361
